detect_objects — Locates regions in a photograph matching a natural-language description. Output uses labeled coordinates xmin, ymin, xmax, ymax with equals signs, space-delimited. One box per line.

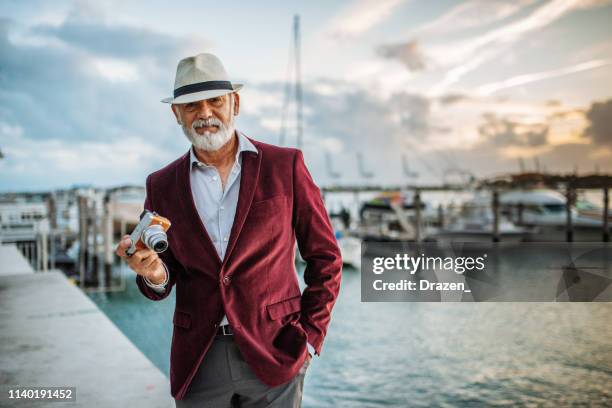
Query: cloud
xmin=0 ymin=122 xmax=170 ymax=190
xmin=427 ymin=0 xmax=612 ymax=95
xmin=437 ymin=93 xmax=470 ymax=106
xmin=538 ymin=142 xmax=611 ymax=172
xmin=583 ymin=99 xmax=612 ymax=146
xmin=301 ymin=83 xmax=440 ymax=147
xmin=478 ymin=113 xmax=549 ymax=147
xmin=0 ymin=10 xmax=212 ymax=191
xmin=31 ymin=19 xmax=190 ymax=62
xmin=408 ymin=0 xmax=538 ymax=38
xmin=0 ymin=16 xmax=190 ymax=143
xmin=241 ymin=79 xmax=450 ymax=183
xmin=88 ymin=56 xmax=139 ymax=82
xmin=326 ymin=0 xmax=405 ymax=38
xmin=467 ymin=100 xmax=612 ymax=173
xmin=2 ymin=1 xmax=611 ymax=191
xmin=393 ymin=92 xmax=448 ymax=137
xmin=476 ymin=59 xmax=612 ymax=96
xmin=376 ymin=40 xmax=427 ymax=71
xmin=243 ymin=78 xmax=612 ymax=183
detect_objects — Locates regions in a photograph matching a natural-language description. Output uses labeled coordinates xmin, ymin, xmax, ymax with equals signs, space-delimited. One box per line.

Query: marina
xmin=1 ymin=171 xmax=611 ymax=291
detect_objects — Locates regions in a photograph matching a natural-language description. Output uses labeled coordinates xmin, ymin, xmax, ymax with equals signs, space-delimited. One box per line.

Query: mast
xmin=279 ymin=14 xmax=303 ymax=149
xmin=294 ymin=15 xmax=303 ymax=150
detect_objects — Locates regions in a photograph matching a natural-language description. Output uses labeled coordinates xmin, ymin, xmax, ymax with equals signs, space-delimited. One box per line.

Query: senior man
xmin=115 ymin=53 xmax=342 ymax=407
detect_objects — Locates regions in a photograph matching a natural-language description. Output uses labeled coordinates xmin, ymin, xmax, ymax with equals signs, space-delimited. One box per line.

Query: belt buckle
xmin=222 ymin=325 xmax=232 ymax=336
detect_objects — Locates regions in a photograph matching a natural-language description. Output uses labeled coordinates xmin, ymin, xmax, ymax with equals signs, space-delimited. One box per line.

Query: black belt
xmin=216 ymin=324 xmax=234 ymax=336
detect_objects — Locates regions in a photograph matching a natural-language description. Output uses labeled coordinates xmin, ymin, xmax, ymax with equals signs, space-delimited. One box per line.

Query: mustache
xmin=192 ymin=118 xmax=223 ymax=129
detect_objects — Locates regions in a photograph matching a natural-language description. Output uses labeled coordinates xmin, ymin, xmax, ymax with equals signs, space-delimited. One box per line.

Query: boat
xmin=357 ymin=191 xmax=437 ymax=242
xmin=434 ymin=200 xmax=530 ymax=243
xmin=329 ymin=215 xmax=361 ymax=269
xmin=499 ymin=189 xmax=611 ymax=241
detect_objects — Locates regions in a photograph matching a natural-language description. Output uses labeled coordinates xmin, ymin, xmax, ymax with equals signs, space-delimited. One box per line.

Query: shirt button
xmin=220 ymin=206 xmax=225 ymax=210
xmin=223 ymin=237 xmax=228 ymax=242
xmin=212 ymin=176 xmax=218 ymax=181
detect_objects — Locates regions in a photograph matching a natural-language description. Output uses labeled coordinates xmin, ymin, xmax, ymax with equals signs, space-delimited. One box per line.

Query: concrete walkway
xmin=0 ymin=244 xmax=34 ymax=276
xmin=0 ymin=270 xmax=174 ymax=407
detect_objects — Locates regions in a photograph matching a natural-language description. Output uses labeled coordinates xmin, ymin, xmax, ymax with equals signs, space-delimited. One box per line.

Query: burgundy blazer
xmin=135 ymin=137 xmax=342 ymax=400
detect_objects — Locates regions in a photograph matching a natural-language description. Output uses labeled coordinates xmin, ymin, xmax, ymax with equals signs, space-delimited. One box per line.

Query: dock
xmin=0 ymin=244 xmax=34 ymax=276
xmin=0 ymin=245 xmax=173 ymax=407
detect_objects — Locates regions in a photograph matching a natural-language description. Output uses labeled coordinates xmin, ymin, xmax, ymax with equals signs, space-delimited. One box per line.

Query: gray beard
xmin=181 ymin=118 xmax=235 ymax=152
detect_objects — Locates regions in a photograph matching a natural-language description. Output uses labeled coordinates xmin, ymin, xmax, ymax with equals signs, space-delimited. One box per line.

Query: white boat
xmin=331 ymin=215 xmax=361 ymax=269
xmin=433 ymin=206 xmax=532 ymax=242
xmin=296 ymin=216 xmax=362 ymax=270
xmin=434 ymin=194 xmax=530 ymax=243
xmin=499 ymin=189 xmax=611 ymax=241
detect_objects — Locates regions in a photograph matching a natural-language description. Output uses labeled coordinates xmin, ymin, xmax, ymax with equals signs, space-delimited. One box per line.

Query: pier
xmin=0 ymin=245 xmax=173 ymax=407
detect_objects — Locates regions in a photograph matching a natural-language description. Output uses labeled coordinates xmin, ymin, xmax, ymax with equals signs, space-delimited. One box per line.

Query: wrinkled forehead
xmin=173 ymin=93 xmax=236 ymax=119
xmin=181 ymin=92 xmax=234 ymax=106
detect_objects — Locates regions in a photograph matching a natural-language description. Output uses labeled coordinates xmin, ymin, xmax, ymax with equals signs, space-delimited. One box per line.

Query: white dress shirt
xmin=145 ymin=131 xmax=256 ymax=327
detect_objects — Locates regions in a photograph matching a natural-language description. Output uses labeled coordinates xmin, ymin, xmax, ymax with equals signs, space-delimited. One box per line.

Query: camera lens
xmin=142 ymin=224 xmax=169 ymax=253
xmin=153 ymin=240 xmax=168 ymax=252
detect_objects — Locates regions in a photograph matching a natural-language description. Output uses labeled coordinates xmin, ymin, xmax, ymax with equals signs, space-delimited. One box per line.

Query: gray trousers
xmin=175 ymin=335 xmax=310 ymax=408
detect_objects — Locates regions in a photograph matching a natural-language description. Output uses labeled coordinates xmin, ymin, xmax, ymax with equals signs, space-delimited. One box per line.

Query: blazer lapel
xmin=176 ymin=150 xmax=223 ymax=266
xmin=223 ymin=149 xmax=262 ymax=265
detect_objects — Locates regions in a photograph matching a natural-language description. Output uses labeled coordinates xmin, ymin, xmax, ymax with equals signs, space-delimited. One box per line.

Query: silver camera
xmin=126 ymin=210 xmax=172 ymax=256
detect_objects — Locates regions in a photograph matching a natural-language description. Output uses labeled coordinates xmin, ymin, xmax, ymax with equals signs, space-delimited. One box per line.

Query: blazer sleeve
xmin=135 ymin=174 xmax=182 ymax=301
xmin=292 ymin=150 xmax=343 ymax=355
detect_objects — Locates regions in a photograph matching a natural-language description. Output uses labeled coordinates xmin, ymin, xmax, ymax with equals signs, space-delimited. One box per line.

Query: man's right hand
xmin=115 ymin=235 xmax=166 ymax=284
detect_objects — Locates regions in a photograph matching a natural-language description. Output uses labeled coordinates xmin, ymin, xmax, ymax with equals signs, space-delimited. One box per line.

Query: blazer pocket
xmin=173 ymin=310 xmax=191 ymax=329
xmin=266 ymin=295 xmax=302 ymax=320
xmin=249 ymin=195 xmax=287 ymax=218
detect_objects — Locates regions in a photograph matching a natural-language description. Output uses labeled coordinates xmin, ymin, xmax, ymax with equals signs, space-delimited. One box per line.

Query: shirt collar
xmin=190 ymin=130 xmax=258 ymax=168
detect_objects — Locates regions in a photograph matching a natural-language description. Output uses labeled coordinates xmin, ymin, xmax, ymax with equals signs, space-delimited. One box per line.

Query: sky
xmin=1 ymin=0 xmax=611 ymax=192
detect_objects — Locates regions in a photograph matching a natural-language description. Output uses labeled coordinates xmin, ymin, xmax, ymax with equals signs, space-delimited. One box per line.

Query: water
xmin=88 ymin=264 xmax=612 ymax=407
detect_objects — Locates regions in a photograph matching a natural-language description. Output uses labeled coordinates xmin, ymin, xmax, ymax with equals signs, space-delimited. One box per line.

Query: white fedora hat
xmin=161 ymin=53 xmax=243 ymax=104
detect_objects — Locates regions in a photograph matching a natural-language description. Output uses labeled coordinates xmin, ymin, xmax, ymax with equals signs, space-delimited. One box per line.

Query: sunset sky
xmin=1 ymin=0 xmax=611 ymax=191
